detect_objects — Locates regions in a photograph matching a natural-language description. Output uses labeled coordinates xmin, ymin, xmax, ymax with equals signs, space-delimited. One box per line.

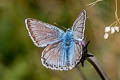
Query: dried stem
xmin=86 ymin=0 xmax=103 ymax=7
xmin=109 ymin=18 xmax=120 ymax=27
xmin=108 ymin=0 xmax=120 ymax=27
xmin=115 ymin=0 xmax=120 ymax=25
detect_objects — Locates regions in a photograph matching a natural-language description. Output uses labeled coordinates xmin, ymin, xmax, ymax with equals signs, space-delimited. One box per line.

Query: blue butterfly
xmin=25 ymin=10 xmax=86 ymax=71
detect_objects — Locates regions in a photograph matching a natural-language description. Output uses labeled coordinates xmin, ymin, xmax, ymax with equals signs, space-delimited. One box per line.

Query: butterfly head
xmin=65 ymin=28 xmax=72 ymax=36
xmin=66 ymin=28 xmax=71 ymax=31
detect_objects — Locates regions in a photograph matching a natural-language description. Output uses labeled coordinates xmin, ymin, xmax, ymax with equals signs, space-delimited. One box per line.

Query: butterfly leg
xmin=80 ymin=40 xmax=93 ymax=67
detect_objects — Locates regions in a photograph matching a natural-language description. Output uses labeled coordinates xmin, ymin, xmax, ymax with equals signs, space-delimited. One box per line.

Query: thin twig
xmin=109 ymin=18 xmax=120 ymax=27
xmin=115 ymin=0 xmax=120 ymax=25
xmin=108 ymin=0 xmax=120 ymax=27
xmin=86 ymin=0 xmax=103 ymax=7
xmin=87 ymin=53 xmax=110 ymax=80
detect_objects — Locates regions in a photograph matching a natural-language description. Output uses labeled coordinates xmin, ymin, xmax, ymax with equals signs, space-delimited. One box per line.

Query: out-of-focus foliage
xmin=0 ymin=0 xmax=120 ymax=80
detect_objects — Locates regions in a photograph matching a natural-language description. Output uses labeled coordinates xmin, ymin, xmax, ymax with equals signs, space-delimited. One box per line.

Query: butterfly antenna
xmin=61 ymin=25 xmax=67 ymax=30
xmin=53 ymin=22 xmax=67 ymax=30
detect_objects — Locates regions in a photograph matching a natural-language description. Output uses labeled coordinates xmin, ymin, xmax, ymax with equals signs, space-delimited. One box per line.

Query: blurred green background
xmin=0 ymin=0 xmax=120 ymax=80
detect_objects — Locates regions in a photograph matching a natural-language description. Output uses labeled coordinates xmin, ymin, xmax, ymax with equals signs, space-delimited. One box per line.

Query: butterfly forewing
xmin=25 ymin=18 xmax=64 ymax=47
xmin=72 ymin=10 xmax=86 ymax=40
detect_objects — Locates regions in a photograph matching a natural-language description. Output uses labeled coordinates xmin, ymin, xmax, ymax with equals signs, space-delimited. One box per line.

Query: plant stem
xmin=87 ymin=53 xmax=110 ymax=80
xmin=77 ymin=53 xmax=110 ymax=80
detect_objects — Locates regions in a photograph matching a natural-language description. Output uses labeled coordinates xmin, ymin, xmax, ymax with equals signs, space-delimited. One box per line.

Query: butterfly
xmin=25 ymin=10 xmax=86 ymax=71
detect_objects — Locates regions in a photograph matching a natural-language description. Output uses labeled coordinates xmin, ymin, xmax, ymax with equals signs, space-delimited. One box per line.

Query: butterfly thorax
xmin=62 ymin=29 xmax=73 ymax=47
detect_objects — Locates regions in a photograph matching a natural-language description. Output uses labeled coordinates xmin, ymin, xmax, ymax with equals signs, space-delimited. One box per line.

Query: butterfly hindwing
xmin=41 ymin=40 xmax=82 ymax=71
xmin=72 ymin=10 xmax=86 ymax=40
xmin=25 ymin=18 xmax=64 ymax=47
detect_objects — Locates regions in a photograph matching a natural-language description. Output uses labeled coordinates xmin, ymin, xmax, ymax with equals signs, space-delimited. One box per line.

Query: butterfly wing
xmin=41 ymin=40 xmax=82 ymax=71
xmin=72 ymin=10 xmax=86 ymax=40
xmin=25 ymin=18 xmax=64 ymax=47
